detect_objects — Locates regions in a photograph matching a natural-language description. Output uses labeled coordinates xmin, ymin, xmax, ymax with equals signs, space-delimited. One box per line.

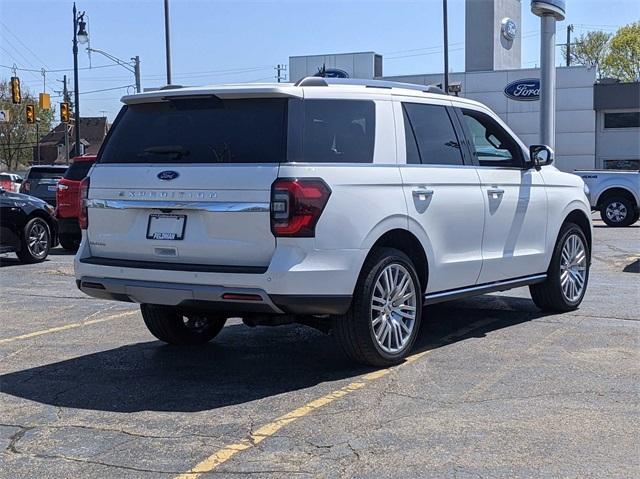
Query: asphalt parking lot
xmin=1 ymin=219 xmax=638 ymax=478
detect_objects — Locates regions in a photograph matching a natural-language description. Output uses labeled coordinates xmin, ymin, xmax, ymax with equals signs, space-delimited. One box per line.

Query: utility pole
xmin=164 ymin=0 xmax=172 ymax=85
xmin=442 ymin=0 xmax=449 ymax=94
xmin=133 ymin=55 xmax=141 ymax=93
xmin=276 ymin=64 xmax=287 ymax=83
xmin=566 ymin=24 xmax=574 ymax=67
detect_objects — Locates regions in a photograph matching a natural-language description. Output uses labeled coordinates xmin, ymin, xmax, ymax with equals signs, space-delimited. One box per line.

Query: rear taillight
xmin=79 ymin=176 xmax=90 ymax=230
xmin=270 ymin=178 xmax=331 ymax=237
xmin=57 ymin=183 xmax=69 ymax=191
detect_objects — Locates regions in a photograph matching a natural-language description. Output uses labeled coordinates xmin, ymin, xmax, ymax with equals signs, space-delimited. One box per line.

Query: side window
xmin=402 ymin=103 xmax=464 ymax=166
xmin=461 ymin=109 xmax=523 ymax=168
xmin=302 ymin=100 xmax=375 ymax=163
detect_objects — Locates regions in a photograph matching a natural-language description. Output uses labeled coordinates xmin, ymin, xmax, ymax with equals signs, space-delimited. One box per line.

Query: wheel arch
xmin=363 ymin=228 xmax=429 ymax=294
xmin=563 ymin=209 xmax=592 ymax=253
xmin=595 ymin=187 xmax=638 ymax=211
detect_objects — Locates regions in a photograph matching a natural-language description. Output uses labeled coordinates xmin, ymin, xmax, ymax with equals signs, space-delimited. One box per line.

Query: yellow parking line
xmin=0 ymin=310 xmax=138 ymax=345
xmin=175 ymin=318 xmax=498 ymax=478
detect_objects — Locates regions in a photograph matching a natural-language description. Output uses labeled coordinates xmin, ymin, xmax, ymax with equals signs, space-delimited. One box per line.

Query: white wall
xmin=383 ymin=66 xmax=597 ymax=171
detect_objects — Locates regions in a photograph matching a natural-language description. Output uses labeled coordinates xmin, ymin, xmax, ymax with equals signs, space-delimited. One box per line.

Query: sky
xmin=0 ymin=0 xmax=637 ymax=122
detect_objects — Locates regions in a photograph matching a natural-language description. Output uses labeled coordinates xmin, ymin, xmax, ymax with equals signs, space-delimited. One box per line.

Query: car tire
xmin=16 ymin=217 xmax=51 ymax=264
xmin=334 ymin=247 xmax=422 ymax=367
xmin=600 ymin=196 xmax=635 ymax=227
xmin=59 ymin=233 xmax=81 ymax=252
xmin=530 ymin=222 xmax=589 ymax=312
xmin=140 ymin=304 xmax=227 ymax=345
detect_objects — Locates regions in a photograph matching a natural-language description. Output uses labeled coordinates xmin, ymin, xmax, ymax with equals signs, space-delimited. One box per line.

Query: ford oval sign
xmin=157 ymin=170 xmax=179 ymax=181
xmin=504 ymin=78 xmax=540 ymax=101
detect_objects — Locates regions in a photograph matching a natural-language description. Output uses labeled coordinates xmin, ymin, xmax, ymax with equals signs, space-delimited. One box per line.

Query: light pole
xmin=531 ymin=0 xmax=566 ymax=150
xmin=442 ymin=0 xmax=449 ymax=94
xmin=88 ymin=48 xmax=141 ymax=93
xmin=35 ymin=118 xmax=41 ymax=165
xmin=72 ymin=3 xmax=89 ymax=157
xmin=164 ymin=0 xmax=172 ymax=85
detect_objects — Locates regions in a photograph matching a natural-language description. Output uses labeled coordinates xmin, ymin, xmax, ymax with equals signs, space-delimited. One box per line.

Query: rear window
xmin=100 ymin=98 xmax=288 ymax=164
xmin=64 ymin=160 xmax=95 ymax=180
xmin=26 ymin=168 xmax=67 ymax=179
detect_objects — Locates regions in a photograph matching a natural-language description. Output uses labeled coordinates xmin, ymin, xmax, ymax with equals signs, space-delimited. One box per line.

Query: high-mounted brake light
xmin=78 ymin=176 xmax=90 ymax=230
xmin=270 ymin=178 xmax=331 ymax=237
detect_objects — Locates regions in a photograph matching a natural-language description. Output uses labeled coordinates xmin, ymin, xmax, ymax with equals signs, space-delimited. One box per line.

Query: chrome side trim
xmin=424 ymin=273 xmax=547 ymax=305
xmin=86 ymin=199 xmax=270 ymax=213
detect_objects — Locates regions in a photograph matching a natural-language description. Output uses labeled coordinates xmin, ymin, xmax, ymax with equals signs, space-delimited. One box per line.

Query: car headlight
xmin=44 ymin=203 xmax=55 ymax=214
xmin=583 ymin=183 xmax=590 ymax=197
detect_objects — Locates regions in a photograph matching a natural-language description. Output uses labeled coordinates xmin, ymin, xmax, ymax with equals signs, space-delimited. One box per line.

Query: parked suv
xmin=75 ymin=78 xmax=593 ymax=366
xmin=20 ymin=165 xmax=68 ymax=206
xmin=56 ymin=155 xmax=97 ymax=251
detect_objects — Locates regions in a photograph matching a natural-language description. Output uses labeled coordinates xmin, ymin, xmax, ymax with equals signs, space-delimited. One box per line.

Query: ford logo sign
xmin=157 ymin=170 xmax=179 ymax=181
xmin=504 ymin=78 xmax=540 ymax=101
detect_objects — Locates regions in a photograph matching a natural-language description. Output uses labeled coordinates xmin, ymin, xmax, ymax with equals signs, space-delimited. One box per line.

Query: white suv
xmin=75 ymin=78 xmax=592 ymax=366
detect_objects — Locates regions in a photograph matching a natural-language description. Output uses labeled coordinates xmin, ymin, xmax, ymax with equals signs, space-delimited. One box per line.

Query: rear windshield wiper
xmin=138 ymin=145 xmax=190 ymax=158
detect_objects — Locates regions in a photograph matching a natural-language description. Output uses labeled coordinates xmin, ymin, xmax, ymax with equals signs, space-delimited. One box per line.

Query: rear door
xmin=395 ymin=99 xmax=485 ymax=293
xmin=86 ymin=97 xmax=289 ymax=268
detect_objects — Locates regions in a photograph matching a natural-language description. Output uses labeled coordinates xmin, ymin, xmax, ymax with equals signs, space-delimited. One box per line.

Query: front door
xmin=396 ymin=100 xmax=485 ymax=294
xmin=457 ymin=107 xmax=548 ymax=283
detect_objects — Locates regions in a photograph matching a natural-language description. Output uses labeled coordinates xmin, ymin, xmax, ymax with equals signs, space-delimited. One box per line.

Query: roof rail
xmin=294 ymin=77 xmax=446 ymax=95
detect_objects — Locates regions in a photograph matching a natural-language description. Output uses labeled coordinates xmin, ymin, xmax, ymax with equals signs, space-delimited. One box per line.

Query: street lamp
xmin=72 ymin=3 xmax=87 ymax=157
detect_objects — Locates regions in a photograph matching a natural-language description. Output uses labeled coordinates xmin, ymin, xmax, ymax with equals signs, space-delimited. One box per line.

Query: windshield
xmin=64 ymin=160 xmax=94 ymax=180
xmin=100 ymin=98 xmax=288 ymax=164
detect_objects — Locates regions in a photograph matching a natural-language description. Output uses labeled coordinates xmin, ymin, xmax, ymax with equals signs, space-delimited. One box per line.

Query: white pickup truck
xmin=576 ymin=170 xmax=640 ymax=227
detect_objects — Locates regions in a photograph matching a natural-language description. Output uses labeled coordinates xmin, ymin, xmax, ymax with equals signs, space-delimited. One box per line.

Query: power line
xmin=0 ymin=21 xmax=50 ymax=69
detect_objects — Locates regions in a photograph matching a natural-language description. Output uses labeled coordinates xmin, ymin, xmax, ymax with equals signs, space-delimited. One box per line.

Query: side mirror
xmin=14 ymin=177 xmax=23 ymax=183
xmin=529 ymin=144 xmax=554 ymax=169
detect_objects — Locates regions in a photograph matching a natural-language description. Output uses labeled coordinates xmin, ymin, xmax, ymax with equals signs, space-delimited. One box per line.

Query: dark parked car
xmin=19 ymin=165 xmax=68 ymax=206
xmin=0 ymin=188 xmax=58 ymax=263
xmin=55 ymin=155 xmax=96 ymax=251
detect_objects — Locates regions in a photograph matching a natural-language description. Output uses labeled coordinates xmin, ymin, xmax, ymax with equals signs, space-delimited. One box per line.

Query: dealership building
xmin=288 ymin=0 xmax=639 ymax=172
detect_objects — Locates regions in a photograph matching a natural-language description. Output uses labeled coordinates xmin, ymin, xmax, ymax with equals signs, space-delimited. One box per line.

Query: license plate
xmin=146 ymin=214 xmax=186 ymax=240
xmin=48 ymin=185 xmax=57 ymax=192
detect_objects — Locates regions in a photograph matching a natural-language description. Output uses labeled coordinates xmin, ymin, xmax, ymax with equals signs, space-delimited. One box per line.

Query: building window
xmin=604 ymin=159 xmax=640 ymax=170
xmin=604 ymin=112 xmax=640 ymax=129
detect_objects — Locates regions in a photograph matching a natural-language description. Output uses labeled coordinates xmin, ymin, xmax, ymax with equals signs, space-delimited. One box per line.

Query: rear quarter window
xmin=298 ymin=100 xmax=376 ymax=163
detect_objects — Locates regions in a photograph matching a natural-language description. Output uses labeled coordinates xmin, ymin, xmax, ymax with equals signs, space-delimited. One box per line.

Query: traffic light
xmin=26 ymin=104 xmax=35 ymax=124
xmin=10 ymin=76 xmax=21 ymax=104
xmin=60 ymin=102 xmax=70 ymax=122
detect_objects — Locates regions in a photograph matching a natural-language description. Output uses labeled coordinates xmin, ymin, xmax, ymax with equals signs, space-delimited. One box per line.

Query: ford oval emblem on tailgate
xmin=157 ymin=170 xmax=179 ymax=181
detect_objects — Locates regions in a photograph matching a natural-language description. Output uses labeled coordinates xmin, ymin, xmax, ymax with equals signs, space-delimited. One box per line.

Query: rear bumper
xmin=77 ymin=276 xmax=352 ymax=315
xmin=75 ymin=239 xmax=366 ymax=315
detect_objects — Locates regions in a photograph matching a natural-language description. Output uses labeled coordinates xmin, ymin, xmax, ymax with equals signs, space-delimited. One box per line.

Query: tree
xmin=603 ymin=22 xmax=640 ymax=82
xmin=0 ymin=79 xmax=54 ymax=171
xmin=562 ymin=30 xmax=612 ymax=78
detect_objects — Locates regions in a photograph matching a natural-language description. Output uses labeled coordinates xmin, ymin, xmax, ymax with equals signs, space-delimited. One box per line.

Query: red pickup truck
xmin=55 ymin=155 xmax=96 ymax=251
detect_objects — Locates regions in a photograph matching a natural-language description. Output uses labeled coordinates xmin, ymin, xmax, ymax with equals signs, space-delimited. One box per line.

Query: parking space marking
xmin=0 ymin=310 xmax=138 ymax=345
xmin=175 ymin=318 xmax=497 ymax=478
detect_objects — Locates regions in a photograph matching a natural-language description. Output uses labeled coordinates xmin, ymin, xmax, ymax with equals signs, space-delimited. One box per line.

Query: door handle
xmin=487 ymin=188 xmax=505 ymax=197
xmin=412 ymin=188 xmax=434 ymax=198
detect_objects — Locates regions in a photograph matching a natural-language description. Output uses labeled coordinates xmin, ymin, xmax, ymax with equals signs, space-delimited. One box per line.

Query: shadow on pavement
xmin=0 ymin=295 xmax=546 ymax=413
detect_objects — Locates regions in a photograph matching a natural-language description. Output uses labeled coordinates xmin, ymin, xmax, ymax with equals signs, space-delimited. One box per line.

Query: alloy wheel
xmin=28 ymin=222 xmax=49 ymax=258
xmin=605 ymin=201 xmax=627 ymax=223
xmin=560 ymin=233 xmax=587 ymax=302
xmin=370 ymin=263 xmax=417 ymax=354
